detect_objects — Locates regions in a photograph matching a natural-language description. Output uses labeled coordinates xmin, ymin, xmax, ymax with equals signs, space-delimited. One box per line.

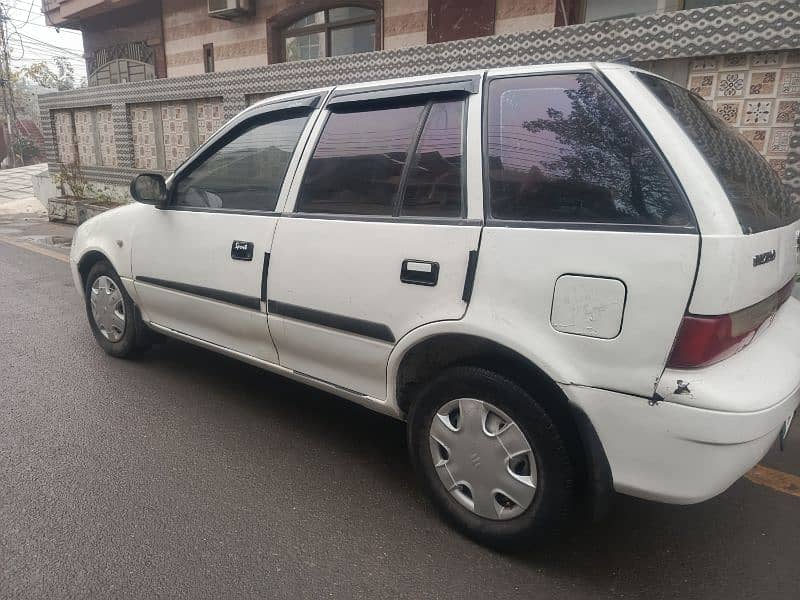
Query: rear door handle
xmin=401 ymin=259 xmax=439 ymax=286
xmin=231 ymin=240 xmax=254 ymax=261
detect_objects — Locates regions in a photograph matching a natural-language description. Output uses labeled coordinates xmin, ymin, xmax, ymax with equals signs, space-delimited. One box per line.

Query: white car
xmin=70 ymin=62 xmax=800 ymax=548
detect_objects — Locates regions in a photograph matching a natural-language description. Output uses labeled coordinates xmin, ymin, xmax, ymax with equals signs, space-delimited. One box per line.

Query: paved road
xmin=1 ymin=235 xmax=799 ymax=600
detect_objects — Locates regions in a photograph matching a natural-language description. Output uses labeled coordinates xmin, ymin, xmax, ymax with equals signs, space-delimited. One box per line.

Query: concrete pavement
xmin=1 ymin=228 xmax=799 ymax=600
xmin=0 ymin=163 xmax=47 ymax=215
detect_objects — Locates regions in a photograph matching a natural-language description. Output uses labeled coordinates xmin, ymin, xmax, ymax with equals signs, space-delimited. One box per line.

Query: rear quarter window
xmin=636 ymin=72 xmax=800 ymax=234
xmin=486 ymin=73 xmax=693 ymax=228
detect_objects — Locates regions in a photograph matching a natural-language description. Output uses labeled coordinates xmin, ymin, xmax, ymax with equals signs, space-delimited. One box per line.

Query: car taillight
xmin=667 ymin=279 xmax=795 ymax=369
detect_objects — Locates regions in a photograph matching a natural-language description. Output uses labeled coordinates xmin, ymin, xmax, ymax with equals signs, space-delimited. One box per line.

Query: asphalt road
xmin=1 ymin=237 xmax=799 ymax=600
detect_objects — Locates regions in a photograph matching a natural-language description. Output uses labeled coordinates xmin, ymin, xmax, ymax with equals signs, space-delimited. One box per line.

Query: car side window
xmin=296 ymin=99 xmax=465 ymax=217
xmin=401 ymin=100 xmax=464 ymax=218
xmin=486 ymin=73 xmax=692 ymax=226
xmin=173 ymin=113 xmax=309 ymax=212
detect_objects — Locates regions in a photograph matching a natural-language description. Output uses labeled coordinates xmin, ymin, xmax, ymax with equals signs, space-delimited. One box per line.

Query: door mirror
xmin=130 ymin=173 xmax=167 ymax=207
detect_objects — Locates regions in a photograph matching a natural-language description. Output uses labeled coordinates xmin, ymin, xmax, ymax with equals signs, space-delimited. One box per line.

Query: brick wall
xmin=384 ymin=0 xmax=427 ymax=50
xmin=494 ymin=0 xmax=555 ymax=34
xmin=162 ymin=0 xmax=558 ymax=76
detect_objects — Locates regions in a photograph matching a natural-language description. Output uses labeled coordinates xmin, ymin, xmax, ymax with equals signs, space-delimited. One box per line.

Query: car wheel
xmin=84 ymin=260 xmax=149 ymax=358
xmin=408 ymin=366 xmax=575 ymax=549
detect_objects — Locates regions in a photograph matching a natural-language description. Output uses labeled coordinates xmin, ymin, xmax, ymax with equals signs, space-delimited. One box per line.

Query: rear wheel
xmin=408 ymin=366 xmax=575 ymax=549
xmin=84 ymin=260 xmax=150 ymax=357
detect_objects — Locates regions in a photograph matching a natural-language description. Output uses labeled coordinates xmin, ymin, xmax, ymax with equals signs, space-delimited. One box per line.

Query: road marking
xmin=0 ymin=235 xmax=69 ymax=264
xmin=746 ymin=464 xmax=800 ymax=498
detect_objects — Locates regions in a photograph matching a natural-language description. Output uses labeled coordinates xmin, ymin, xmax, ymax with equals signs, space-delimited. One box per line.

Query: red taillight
xmin=667 ymin=280 xmax=795 ymax=369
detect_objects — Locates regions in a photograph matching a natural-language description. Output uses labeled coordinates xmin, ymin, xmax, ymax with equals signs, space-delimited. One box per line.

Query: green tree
xmin=22 ymin=57 xmax=76 ymax=91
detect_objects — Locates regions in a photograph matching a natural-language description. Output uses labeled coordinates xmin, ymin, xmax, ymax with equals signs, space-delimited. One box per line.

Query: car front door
xmin=131 ymin=96 xmax=322 ymax=363
xmin=266 ymin=78 xmax=483 ymax=399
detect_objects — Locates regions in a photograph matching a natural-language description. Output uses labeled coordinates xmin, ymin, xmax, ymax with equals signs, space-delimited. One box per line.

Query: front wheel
xmin=84 ymin=260 xmax=149 ymax=358
xmin=407 ymin=366 xmax=575 ymax=549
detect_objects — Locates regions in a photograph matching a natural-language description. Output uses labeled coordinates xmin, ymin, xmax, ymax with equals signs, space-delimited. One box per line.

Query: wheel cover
xmin=90 ymin=275 xmax=126 ymax=342
xmin=428 ymin=398 xmax=537 ymax=520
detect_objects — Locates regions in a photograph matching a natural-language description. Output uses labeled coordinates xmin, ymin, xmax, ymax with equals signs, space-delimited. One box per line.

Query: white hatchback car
xmin=70 ymin=62 xmax=800 ymax=548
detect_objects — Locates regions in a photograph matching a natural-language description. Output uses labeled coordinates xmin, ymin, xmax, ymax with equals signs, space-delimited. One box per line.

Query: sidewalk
xmin=0 ymin=163 xmax=47 ymax=215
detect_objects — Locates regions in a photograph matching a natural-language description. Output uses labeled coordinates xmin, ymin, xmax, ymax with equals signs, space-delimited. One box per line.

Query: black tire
xmin=84 ymin=260 xmax=151 ymax=358
xmin=407 ymin=366 xmax=575 ymax=550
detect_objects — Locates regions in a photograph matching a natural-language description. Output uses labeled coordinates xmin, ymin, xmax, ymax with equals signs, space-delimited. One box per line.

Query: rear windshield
xmin=637 ymin=72 xmax=799 ymax=234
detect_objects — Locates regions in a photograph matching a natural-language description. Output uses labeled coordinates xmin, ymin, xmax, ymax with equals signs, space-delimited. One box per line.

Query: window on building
xmin=173 ymin=114 xmax=309 ymax=212
xmin=283 ymin=7 xmax=377 ymax=62
xmin=89 ymin=59 xmax=155 ymax=86
xmin=486 ymin=73 xmax=692 ymax=226
xmin=203 ymin=44 xmax=215 ymax=73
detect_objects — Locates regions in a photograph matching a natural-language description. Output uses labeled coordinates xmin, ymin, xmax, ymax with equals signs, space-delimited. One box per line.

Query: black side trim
xmin=260 ymin=253 xmax=270 ymax=302
xmin=327 ymin=76 xmax=479 ymax=107
xmin=136 ymin=276 xmax=261 ymax=311
xmin=267 ymin=300 xmax=395 ymax=343
xmin=462 ymin=249 xmax=479 ymax=302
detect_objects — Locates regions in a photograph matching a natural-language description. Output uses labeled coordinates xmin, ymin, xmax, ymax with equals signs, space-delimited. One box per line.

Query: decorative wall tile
xmin=53 ymin=111 xmax=76 ymax=165
xmin=748 ymin=71 xmax=777 ymax=96
xmin=768 ymin=128 xmax=793 ymax=154
xmin=718 ymin=71 xmax=746 ymax=97
xmin=161 ymin=103 xmax=191 ymax=171
xmin=743 ymin=100 xmax=772 ymax=126
xmin=721 ymin=54 xmax=747 ymax=68
xmin=741 ymin=128 xmax=767 ymax=152
xmin=97 ymin=109 xmax=117 ymax=167
xmin=750 ymin=52 xmax=780 ymax=67
xmin=715 ymin=101 xmax=741 ymax=125
xmin=779 ymin=69 xmax=800 ymax=96
xmin=775 ymin=100 xmax=800 ymax=124
xmin=691 ymin=57 xmax=718 ymax=71
xmin=130 ymin=106 xmax=157 ymax=170
xmin=689 ymin=74 xmax=715 ymax=98
xmin=786 ymin=51 xmax=800 ymax=66
xmin=768 ymin=158 xmax=786 ymax=178
xmin=74 ymin=110 xmax=97 ymax=166
xmin=196 ymin=98 xmax=224 ymax=145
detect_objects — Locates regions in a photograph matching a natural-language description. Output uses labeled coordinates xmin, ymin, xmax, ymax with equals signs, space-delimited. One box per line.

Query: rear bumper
xmin=563 ymin=297 xmax=800 ymax=505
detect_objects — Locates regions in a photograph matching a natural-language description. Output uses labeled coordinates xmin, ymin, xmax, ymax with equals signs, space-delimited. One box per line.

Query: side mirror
xmin=130 ymin=173 xmax=167 ymax=208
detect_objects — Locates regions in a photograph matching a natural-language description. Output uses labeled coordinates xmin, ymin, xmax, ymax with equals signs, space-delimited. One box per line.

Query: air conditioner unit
xmin=208 ymin=0 xmax=252 ymax=19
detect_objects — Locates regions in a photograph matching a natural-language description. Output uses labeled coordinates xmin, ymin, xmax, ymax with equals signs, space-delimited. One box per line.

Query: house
xmin=38 ymin=0 xmax=800 ymax=200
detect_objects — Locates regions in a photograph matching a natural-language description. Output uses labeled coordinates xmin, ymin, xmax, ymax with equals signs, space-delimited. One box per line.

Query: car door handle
xmin=401 ymin=259 xmax=439 ymax=286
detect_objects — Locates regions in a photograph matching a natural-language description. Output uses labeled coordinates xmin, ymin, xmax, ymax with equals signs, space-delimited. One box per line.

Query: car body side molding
xmin=267 ymin=299 xmax=396 ymax=343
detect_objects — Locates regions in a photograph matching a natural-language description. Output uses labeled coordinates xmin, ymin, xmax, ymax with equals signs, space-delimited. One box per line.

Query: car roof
xmin=246 ymin=61 xmax=639 ymax=115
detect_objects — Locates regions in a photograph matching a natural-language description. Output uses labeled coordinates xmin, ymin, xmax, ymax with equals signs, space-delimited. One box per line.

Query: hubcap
xmin=428 ymin=398 xmax=537 ymax=520
xmin=90 ymin=275 xmax=126 ymax=342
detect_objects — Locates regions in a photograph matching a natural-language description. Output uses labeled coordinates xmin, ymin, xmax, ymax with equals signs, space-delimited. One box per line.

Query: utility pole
xmin=0 ymin=3 xmax=18 ymax=167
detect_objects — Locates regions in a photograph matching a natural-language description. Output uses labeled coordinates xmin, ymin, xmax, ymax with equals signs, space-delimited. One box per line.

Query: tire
xmin=407 ymin=366 xmax=575 ymax=550
xmin=84 ymin=260 xmax=150 ymax=358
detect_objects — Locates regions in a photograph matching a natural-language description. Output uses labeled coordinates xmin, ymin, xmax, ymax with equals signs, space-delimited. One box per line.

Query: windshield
xmin=636 ymin=72 xmax=799 ymax=234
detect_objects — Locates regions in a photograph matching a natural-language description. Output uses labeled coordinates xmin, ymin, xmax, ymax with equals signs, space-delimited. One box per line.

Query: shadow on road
xmin=114 ymin=336 xmax=797 ymax=598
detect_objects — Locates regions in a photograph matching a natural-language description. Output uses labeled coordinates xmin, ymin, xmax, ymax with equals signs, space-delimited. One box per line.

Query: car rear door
xmin=471 ymin=68 xmax=701 ymax=398
xmin=131 ymin=95 xmax=324 ymax=363
xmin=266 ymin=76 xmax=483 ymax=399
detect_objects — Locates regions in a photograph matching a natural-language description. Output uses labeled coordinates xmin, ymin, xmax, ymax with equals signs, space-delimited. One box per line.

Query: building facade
xmin=39 ymin=0 xmax=800 ymax=202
